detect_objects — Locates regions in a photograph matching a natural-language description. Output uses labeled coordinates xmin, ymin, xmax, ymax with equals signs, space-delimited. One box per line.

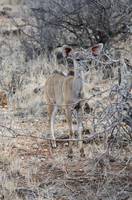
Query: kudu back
xmin=45 ymin=43 xmax=103 ymax=157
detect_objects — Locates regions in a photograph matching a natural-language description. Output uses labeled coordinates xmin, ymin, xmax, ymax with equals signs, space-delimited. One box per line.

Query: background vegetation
xmin=0 ymin=0 xmax=131 ymax=200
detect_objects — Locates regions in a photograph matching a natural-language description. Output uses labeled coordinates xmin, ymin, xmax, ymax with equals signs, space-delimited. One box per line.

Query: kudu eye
xmin=76 ymin=58 xmax=80 ymax=61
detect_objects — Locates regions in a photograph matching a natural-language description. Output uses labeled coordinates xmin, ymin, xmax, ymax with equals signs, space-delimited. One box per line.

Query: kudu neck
xmin=66 ymin=57 xmax=74 ymax=75
xmin=73 ymin=60 xmax=84 ymax=80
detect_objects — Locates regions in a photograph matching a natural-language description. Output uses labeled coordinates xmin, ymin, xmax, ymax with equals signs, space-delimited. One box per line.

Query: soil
xmin=0 ymin=107 xmax=132 ymax=200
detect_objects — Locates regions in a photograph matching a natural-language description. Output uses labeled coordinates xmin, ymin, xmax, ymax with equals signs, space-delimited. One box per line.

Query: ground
xmin=0 ymin=104 xmax=131 ymax=200
xmin=0 ymin=1 xmax=131 ymax=199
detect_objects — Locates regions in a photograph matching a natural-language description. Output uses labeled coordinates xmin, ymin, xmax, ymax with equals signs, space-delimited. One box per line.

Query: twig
xmin=0 ymin=132 xmax=99 ymax=142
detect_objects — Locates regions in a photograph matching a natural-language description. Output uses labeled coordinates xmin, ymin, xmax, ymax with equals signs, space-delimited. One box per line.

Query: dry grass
xmin=0 ymin=71 xmax=131 ymax=200
xmin=0 ymin=19 xmax=131 ymax=199
xmin=0 ymin=128 xmax=131 ymax=200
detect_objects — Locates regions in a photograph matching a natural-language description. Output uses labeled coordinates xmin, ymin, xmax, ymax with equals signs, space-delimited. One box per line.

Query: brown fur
xmin=45 ymin=43 xmax=104 ymax=157
xmin=0 ymin=91 xmax=8 ymax=108
xmin=44 ymin=67 xmax=84 ymax=157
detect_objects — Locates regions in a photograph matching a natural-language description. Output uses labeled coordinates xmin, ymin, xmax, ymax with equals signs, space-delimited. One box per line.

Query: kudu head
xmin=61 ymin=43 xmax=104 ymax=72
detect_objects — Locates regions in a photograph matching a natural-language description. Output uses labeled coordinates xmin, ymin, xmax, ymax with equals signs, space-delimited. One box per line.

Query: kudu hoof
xmin=51 ymin=140 xmax=57 ymax=148
xmin=68 ymin=148 xmax=73 ymax=159
xmin=80 ymin=148 xmax=85 ymax=158
xmin=68 ymin=153 xmax=73 ymax=159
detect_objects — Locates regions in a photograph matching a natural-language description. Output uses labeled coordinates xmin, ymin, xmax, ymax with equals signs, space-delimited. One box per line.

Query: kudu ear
xmin=62 ymin=45 xmax=73 ymax=58
xmin=91 ymin=43 xmax=103 ymax=56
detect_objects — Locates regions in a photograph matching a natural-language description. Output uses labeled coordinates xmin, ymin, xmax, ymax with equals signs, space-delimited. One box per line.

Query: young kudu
xmin=44 ymin=44 xmax=103 ymax=157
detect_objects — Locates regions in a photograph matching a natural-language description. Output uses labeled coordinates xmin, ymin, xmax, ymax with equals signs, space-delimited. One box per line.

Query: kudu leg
xmin=76 ymin=106 xmax=85 ymax=157
xmin=65 ymin=106 xmax=74 ymax=157
xmin=50 ymin=105 xmax=58 ymax=148
xmin=47 ymin=104 xmax=54 ymax=125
